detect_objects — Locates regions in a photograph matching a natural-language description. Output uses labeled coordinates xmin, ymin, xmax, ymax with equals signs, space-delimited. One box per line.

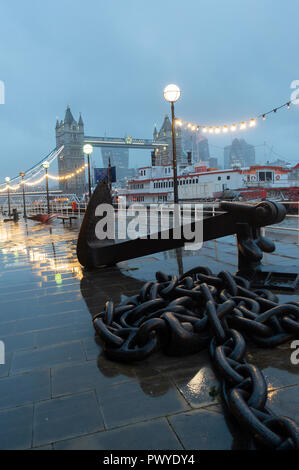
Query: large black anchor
xmin=77 ymin=180 xmax=297 ymax=289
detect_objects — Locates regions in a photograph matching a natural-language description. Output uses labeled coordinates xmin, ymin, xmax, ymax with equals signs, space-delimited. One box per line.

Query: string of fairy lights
xmin=47 ymin=162 xmax=88 ymax=182
xmin=0 ymin=146 xmax=88 ymax=193
xmin=175 ymin=99 xmax=294 ymax=134
xmin=0 ymin=161 xmax=88 ymax=192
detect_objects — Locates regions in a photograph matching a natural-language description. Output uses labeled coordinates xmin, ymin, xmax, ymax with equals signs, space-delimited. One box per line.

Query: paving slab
xmin=0 ymin=369 xmax=50 ymax=409
xmin=0 ymin=352 xmax=12 ymax=378
xmin=33 ymin=390 xmax=104 ymax=447
xmin=51 ymin=359 xmax=136 ymax=397
xmin=2 ymin=331 xmax=36 ymax=353
xmin=54 ymin=418 xmax=182 ymax=450
xmin=268 ymin=385 xmax=299 ymax=421
xmin=0 ymin=404 xmax=34 ymax=450
xmin=35 ymin=322 xmax=92 ymax=348
xmin=11 ymin=340 xmax=85 ymax=374
xmin=168 ymin=408 xmax=249 ymax=450
xmin=96 ymin=376 xmax=190 ymax=429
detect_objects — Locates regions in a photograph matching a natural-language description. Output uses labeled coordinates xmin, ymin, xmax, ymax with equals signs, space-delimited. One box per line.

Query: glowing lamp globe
xmin=5 ymin=177 xmax=10 ymax=183
xmin=42 ymin=161 xmax=50 ymax=169
xmin=83 ymin=144 xmax=93 ymax=155
xmin=163 ymin=84 xmax=181 ymax=103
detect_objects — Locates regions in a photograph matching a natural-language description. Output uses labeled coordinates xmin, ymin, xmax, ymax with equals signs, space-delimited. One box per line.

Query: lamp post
xmin=108 ymin=157 xmax=112 ymax=193
xmin=83 ymin=144 xmax=93 ymax=199
xmin=19 ymin=172 xmax=27 ymax=218
xmin=5 ymin=177 xmax=11 ymax=216
xmin=42 ymin=161 xmax=50 ymax=214
xmin=163 ymin=84 xmax=181 ymax=204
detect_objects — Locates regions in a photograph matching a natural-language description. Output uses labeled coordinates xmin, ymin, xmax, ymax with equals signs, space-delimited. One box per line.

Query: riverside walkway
xmin=0 ymin=216 xmax=298 ymax=449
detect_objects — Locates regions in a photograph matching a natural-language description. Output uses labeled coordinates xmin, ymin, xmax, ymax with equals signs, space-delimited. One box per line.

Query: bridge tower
xmin=153 ymin=115 xmax=183 ymax=165
xmin=55 ymin=106 xmax=86 ymax=194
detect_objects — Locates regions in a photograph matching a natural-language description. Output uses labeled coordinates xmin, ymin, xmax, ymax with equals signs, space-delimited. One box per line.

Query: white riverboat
xmin=118 ymin=162 xmax=299 ymax=204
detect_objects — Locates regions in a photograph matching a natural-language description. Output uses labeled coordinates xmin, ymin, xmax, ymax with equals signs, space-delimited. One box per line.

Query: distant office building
xmin=197 ymin=135 xmax=210 ymax=162
xmin=101 ymin=148 xmax=129 ymax=179
xmin=182 ymin=129 xmax=210 ymax=163
xmin=224 ymin=138 xmax=255 ymax=169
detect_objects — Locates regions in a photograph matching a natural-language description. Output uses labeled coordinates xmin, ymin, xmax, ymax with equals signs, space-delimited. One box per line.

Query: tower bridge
xmin=56 ymin=106 xmax=169 ymax=194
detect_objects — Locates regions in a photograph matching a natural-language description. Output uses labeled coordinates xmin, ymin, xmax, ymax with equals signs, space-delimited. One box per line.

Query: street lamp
xmin=5 ymin=177 xmax=11 ymax=216
xmin=42 ymin=161 xmax=50 ymax=214
xmin=83 ymin=144 xmax=93 ymax=199
xmin=163 ymin=84 xmax=181 ymax=204
xmin=20 ymin=172 xmax=27 ymax=218
xmin=108 ymin=156 xmax=112 ymax=193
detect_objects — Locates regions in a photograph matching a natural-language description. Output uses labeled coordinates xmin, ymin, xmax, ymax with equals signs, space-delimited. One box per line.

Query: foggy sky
xmin=0 ymin=0 xmax=298 ymax=179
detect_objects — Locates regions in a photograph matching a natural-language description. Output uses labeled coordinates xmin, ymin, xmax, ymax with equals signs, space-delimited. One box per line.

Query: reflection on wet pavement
xmin=0 ymin=217 xmax=298 ymax=449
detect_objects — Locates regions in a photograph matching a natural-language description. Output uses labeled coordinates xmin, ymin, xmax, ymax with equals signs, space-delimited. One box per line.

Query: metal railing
xmin=261 ymin=201 xmax=299 ymax=245
xmin=0 ymin=201 xmax=89 ymax=220
xmin=1 ymin=199 xmax=299 ymax=245
xmin=201 ymin=200 xmax=299 ymax=246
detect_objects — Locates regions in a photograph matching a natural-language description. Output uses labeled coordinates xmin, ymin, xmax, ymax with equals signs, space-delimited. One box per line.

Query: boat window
xmin=258 ymin=171 xmax=273 ymax=182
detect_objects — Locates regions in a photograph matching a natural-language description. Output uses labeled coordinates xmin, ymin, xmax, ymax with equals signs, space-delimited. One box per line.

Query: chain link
xmin=92 ymin=266 xmax=299 ymax=449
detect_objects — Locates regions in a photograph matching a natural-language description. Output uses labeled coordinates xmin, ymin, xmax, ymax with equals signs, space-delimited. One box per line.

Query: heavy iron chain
xmin=92 ymin=266 xmax=299 ymax=450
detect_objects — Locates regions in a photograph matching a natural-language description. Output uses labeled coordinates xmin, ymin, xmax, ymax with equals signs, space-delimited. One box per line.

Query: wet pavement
xmin=0 ymin=216 xmax=298 ymax=450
